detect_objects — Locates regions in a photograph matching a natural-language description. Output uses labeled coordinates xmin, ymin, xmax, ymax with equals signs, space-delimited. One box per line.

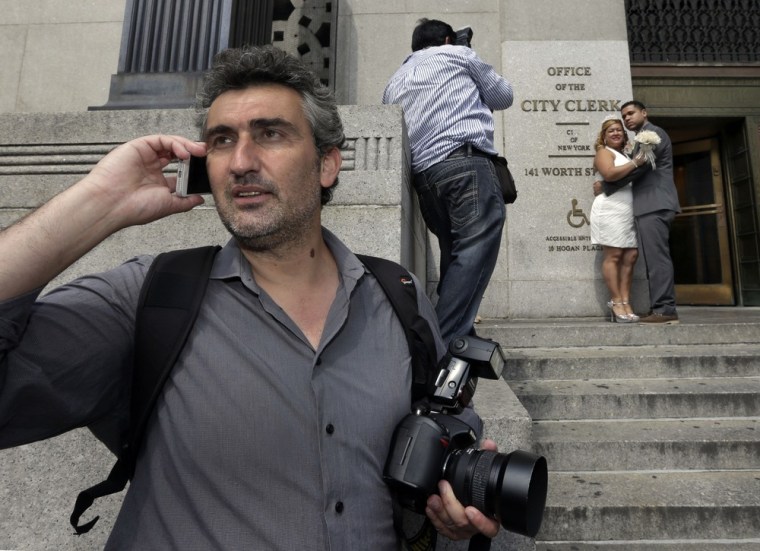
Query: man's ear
xmin=319 ymin=147 xmax=342 ymax=188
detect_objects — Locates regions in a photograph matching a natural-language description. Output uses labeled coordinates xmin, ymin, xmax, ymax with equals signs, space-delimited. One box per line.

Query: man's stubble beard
xmin=216 ymin=170 xmax=323 ymax=253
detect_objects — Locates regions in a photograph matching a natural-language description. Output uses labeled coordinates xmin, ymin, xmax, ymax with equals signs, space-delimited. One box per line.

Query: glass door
xmin=671 ymin=138 xmax=735 ymax=304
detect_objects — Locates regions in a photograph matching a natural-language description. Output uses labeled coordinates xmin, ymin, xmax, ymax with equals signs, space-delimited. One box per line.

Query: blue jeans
xmin=413 ymin=154 xmax=506 ymax=344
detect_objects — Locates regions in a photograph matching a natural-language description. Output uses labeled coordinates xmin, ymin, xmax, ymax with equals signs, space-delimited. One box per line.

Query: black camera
xmin=455 ymin=26 xmax=473 ymax=47
xmin=383 ymin=336 xmax=547 ymax=538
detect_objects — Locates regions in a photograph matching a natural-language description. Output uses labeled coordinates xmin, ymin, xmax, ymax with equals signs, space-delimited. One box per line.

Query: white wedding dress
xmin=590 ymin=147 xmax=637 ymax=248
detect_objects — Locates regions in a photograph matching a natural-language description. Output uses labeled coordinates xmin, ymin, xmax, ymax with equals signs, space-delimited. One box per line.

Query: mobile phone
xmin=176 ymin=155 xmax=211 ymax=196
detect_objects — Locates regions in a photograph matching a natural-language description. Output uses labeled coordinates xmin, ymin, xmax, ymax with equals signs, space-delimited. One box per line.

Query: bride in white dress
xmin=590 ymin=117 xmax=646 ymax=323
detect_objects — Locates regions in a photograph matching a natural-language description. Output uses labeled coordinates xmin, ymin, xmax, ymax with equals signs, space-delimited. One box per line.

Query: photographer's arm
xmin=426 ymin=439 xmax=501 ymax=541
xmin=0 ymin=136 xmax=206 ymax=300
xmin=467 ymin=51 xmax=513 ymax=111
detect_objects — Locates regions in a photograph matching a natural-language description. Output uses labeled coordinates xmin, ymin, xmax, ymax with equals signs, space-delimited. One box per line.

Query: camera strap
xmin=392 ymin=504 xmax=492 ymax=551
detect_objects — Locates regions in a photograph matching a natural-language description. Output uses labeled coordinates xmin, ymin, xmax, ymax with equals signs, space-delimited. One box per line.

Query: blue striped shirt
xmin=382 ymin=44 xmax=514 ymax=173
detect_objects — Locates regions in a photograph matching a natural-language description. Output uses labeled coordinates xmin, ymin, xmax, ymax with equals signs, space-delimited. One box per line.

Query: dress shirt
xmin=0 ymin=229 xmax=445 ymax=550
xmin=382 ymin=44 xmax=513 ymax=173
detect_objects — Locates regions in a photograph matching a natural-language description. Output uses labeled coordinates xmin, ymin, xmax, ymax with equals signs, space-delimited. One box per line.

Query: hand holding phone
xmin=176 ymin=156 xmax=211 ymax=196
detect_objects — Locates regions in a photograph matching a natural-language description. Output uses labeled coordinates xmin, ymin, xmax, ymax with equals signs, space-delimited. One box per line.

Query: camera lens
xmin=444 ymin=448 xmax=547 ymax=537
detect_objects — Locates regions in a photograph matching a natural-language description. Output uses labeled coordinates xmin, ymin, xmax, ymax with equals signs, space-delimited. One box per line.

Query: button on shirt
xmin=0 ymin=229 xmax=443 ymax=550
xmin=382 ymin=44 xmax=514 ymax=173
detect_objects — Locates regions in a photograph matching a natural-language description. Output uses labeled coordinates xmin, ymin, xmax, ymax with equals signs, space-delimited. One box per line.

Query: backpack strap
xmin=356 ymin=256 xmax=442 ymax=550
xmin=356 ymin=255 xmax=439 ymax=403
xmin=71 ymin=245 xmax=220 ymax=534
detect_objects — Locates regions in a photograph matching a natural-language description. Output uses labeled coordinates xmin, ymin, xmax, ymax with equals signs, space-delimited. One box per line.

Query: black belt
xmin=447 ymin=144 xmax=492 ymax=159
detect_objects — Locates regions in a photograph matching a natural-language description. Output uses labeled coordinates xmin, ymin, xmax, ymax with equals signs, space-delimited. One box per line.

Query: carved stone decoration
xmin=626 ymin=0 xmax=760 ymax=63
xmin=271 ymin=0 xmax=337 ymax=87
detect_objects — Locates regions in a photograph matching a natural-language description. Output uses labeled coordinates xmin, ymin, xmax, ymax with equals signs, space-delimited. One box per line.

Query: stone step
xmin=479 ymin=307 xmax=760 ymax=549
xmin=538 ymin=470 xmax=760 ymax=541
xmin=502 ymin=343 xmax=760 ymax=381
xmin=513 ymin=377 xmax=760 ymax=420
xmin=536 ymin=539 xmax=760 ymax=550
xmin=533 ymin=418 xmax=760 ymax=471
xmin=477 ymin=307 xmax=760 ymax=349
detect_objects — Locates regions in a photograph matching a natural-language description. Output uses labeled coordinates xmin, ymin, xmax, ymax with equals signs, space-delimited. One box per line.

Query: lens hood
xmin=497 ymin=450 xmax=547 ymax=538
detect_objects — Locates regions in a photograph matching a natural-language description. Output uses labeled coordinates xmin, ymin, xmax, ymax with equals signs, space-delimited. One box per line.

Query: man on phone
xmin=0 ymin=45 xmax=499 ymax=549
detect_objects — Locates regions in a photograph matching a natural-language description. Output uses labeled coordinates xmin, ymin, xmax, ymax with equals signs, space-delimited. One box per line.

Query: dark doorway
xmin=671 ymin=138 xmax=734 ymax=304
xmin=658 ymin=117 xmax=760 ymax=306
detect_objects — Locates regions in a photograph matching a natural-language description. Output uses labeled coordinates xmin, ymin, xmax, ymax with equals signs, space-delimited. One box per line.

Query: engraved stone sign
xmin=502 ymin=41 xmax=647 ymax=317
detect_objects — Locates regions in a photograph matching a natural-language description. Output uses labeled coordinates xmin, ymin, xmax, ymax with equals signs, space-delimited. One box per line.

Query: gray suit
xmin=605 ymin=121 xmax=681 ymax=315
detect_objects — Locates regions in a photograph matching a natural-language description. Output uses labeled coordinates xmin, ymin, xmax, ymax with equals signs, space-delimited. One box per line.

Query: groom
xmin=596 ymin=101 xmax=681 ymax=324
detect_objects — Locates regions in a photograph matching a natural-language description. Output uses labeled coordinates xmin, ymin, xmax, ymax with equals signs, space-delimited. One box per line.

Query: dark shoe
xmin=639 ymin=312 xmax=679 ymax=325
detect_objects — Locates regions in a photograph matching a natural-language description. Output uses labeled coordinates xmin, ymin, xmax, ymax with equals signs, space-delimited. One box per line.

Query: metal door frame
xmin=673 ymin=138 xmax=735 ymax=304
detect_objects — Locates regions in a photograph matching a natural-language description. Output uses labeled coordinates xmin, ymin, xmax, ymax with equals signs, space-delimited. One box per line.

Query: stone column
xmin=92 ymin=0 xmax=273 ymax=110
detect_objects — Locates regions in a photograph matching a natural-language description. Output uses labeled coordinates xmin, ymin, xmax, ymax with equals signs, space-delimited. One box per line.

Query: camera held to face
xmin=383 ymin=336 xmax=547 ymax=538
xmin=455 ymin=27 xmax=473 ymax=47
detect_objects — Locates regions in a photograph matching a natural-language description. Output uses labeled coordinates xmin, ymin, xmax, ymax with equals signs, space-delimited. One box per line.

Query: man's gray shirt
xmin=0 ymin=229 xmax=444 ymax=550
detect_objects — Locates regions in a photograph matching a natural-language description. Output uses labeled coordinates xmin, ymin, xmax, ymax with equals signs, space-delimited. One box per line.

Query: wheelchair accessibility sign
xmin=566 ymin=198 xmax=589 ymax=228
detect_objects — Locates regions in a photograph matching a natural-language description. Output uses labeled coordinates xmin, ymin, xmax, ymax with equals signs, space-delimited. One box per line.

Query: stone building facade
xmin=2 ymin=0 xmax=759 ymax=316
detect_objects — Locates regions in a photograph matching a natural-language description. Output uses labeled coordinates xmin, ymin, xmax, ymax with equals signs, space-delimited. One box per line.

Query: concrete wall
xmin=0 ymin=0 xmax=124 ymax=113
xmin=335 ymin=0 xmax=504 ymax=106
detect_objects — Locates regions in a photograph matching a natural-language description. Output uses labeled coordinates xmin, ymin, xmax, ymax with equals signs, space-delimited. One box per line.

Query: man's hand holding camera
xmin=426 ymin=438 xmax=501 ymax=540
xmin=384 ymin=336 xmax=547 ymax=543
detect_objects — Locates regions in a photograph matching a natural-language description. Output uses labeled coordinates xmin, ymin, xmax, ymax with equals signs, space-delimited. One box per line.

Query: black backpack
xmin=70 ymin=246 xmax=439 ymax=534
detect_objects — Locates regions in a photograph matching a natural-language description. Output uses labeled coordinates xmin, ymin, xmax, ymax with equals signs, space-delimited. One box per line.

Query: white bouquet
xmin=634 ymin=130 xmax=661 ymax=169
